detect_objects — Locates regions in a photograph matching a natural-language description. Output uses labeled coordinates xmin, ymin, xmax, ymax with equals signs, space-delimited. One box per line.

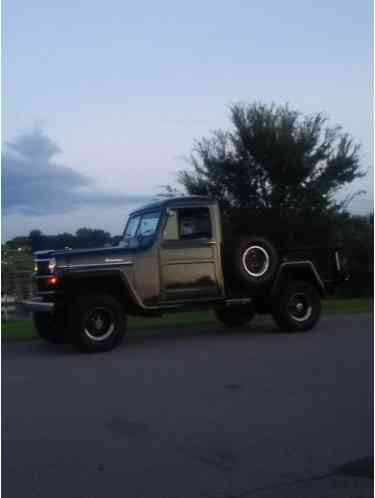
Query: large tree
xmin=177 ymin=103 xmax=365 ymax=245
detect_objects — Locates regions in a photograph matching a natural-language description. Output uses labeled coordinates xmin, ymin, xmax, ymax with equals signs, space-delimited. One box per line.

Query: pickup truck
xmin=23 ymin=196 xmax=345 ymax=352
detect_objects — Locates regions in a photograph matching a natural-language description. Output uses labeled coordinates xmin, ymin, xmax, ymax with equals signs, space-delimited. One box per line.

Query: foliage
xmin=5 ymin=228 xmax=118 ymax=252
xmin=177 ymin=102 xmax=365 ymax=246
xmin=179 ymin=103 xmax=364 ymax=212
xmin=75 ymin=228 xmax=112 ymax=249
xmin=333 ymin=213 xmax=373 ymax=297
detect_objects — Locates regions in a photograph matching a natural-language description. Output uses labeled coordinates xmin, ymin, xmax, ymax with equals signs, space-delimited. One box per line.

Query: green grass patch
xmin=2 ymin=298 xmax=372 ymax=343
xmin=2 ymin=319 xmax=37 ymax=342
xmin=323 ymin=297 xmax=372 ymax=314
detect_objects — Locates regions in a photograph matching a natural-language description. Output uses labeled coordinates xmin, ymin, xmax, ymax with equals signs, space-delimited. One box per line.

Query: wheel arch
xmin=61 ymin=270 xmax=142 ymax=315
xmin=271 ymin=261 xmax=326 ymax=297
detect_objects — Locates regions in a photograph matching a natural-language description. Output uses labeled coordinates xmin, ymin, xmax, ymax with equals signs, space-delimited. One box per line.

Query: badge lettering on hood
xmin=105 ymin=258 xmax=127 ymax=263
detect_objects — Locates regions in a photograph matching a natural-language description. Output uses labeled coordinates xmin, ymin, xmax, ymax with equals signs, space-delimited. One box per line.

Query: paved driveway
xmin=3 ymin=313 xmax=373 ymax=498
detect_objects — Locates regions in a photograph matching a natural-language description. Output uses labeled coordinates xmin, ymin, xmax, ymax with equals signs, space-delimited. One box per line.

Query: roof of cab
xmin=129 ymin=196 xmax=216 ymax=216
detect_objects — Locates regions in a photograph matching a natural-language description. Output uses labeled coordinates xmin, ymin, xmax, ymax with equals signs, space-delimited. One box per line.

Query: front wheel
xmin=272 ymin=281 xmax=321 ymax=333
xmin=69 ymin=293 xmax=127 ymax=352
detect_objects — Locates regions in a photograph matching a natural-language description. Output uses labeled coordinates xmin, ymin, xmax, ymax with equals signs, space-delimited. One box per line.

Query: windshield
xmin=120 ymin=211 xmax=161 ymax=249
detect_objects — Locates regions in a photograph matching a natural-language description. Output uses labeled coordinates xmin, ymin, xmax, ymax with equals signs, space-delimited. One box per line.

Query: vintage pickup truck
xmin=23 ymin=196 xmax=345 ymax=352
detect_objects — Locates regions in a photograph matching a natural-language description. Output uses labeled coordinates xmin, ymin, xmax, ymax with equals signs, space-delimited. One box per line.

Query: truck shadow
xmin=128 ymin=320 xmax=278 ymax=340
xmin=120 ymin=318 xmax=308 ymax=351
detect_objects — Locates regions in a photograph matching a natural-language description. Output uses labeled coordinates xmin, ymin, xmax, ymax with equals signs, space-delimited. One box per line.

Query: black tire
xmin=235 ymin=237 xmax=278 ymax=286
xmin=215 ymin=305 xmax=255 ymax=328
xmin=272 ymin=280 xmax=321 ymax=332
xmin=33 ymin=311 xmax=68 ymax=344
xmin=69 ymin=293 xmax=127 ymax=352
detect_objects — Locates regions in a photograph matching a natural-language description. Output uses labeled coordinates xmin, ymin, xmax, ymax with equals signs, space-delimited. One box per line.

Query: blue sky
xmin=2 ymin=0 xmax=373 ymax=239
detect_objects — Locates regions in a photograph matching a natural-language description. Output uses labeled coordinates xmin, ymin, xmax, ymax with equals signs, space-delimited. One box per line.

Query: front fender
xmin=61 ymin=267 xmax=158 ymax=313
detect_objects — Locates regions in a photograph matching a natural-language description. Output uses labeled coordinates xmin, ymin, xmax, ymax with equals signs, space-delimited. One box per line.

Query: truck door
xmin=159 ymin=205 xmax=223 ymax=301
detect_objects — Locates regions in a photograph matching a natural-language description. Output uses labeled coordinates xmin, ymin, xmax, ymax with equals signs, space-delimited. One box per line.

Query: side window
xmin=178 ymin=207 xmax=212 ymax=240
xmin=163 ymin=207 xmax=212 ymax=241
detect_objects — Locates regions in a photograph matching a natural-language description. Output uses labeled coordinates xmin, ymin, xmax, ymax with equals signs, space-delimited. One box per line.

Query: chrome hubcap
xmin=288 ymin=293 xmax=312 ymax=322
xmin=84 ymin=307 xmax=115 ymax=341
xmin=242 ymin=246 xmax=270 ymax=278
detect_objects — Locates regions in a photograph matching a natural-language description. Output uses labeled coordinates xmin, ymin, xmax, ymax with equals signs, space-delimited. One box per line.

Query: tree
xmin=176 ymin=103 xmax=365 ymax=246
xmin=75 ymin=228 xmax=111 ymax=248
xmin=53 ymin=232 xmax=76 ymax=249
xmin=29 ymin=230 xmax=45 ymax=252
xmin=6 ymin=236 xmax=30 ymax=250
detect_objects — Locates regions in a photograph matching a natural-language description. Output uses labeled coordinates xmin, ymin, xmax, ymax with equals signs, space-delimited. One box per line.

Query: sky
xmin=2 ymin=0 xmax=373 ymax=240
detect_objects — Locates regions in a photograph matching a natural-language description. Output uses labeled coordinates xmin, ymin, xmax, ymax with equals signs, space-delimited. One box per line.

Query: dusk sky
xmin=2 ymin=0 xmax=373 ymax=240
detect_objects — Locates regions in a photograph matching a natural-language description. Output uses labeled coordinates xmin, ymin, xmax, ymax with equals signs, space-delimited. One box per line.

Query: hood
xmin=35 ymin=245 xmax=135 ymax=269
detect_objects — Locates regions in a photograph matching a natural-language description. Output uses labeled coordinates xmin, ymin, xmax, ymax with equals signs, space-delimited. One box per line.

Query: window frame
xmin=162 ymin=205 xmax=213 ymax=242
xmin=121 ymin=210 xmax=162 ymax=249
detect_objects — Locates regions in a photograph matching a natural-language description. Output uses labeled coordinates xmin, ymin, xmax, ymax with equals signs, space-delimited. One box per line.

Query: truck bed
xmin=222 ymin=244 xmax=342 ymax=297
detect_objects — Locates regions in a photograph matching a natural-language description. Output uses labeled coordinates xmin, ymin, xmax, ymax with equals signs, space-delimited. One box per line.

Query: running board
xmin=225 ymin=297 xmax=253 ymax=306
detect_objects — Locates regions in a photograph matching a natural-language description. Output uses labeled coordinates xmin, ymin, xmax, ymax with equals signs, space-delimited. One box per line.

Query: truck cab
xmin=125 ymin=196 xmax=225 ymax=305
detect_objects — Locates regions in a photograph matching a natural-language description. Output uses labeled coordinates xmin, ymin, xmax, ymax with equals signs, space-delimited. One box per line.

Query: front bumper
xmin=20 ymin=298 xmax=55 ymax=313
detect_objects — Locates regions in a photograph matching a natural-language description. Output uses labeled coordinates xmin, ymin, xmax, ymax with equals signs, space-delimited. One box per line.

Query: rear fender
xmin=271 ymin=261 xmax=326 ymax=297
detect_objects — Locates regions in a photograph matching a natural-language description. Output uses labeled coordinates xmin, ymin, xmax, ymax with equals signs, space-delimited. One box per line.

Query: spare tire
xmin=235 ymin=236 xmax=278 ymax=286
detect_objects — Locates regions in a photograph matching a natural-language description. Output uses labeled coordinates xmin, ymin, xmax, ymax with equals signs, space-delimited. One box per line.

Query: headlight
xmin=48 ymin=258 xmax=56 ymax=273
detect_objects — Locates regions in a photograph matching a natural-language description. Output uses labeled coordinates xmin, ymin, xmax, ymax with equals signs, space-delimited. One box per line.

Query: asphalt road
xmin=3 ymin=313 xmax=374 ymax=498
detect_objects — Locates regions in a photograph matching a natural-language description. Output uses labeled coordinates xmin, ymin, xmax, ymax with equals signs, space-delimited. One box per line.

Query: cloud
xmin=2 ymin=127 xmax=151 ymax=216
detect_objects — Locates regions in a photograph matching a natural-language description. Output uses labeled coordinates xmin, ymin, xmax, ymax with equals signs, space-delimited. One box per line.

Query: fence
xmin=2 ymin=271 xmax=33 ymax=320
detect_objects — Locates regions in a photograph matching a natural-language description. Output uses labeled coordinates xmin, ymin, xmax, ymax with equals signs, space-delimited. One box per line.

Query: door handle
xmin=206 ymin=241 xmax=216 ymax=246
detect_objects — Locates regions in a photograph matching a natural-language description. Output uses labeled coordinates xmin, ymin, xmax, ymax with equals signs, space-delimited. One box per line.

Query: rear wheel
xmin=272 ymin=281 xmax=321 ymax=332
xmin=69 ymin=293 xmax=127 ymax=352
xmin=215 ymin=305 xmax=255 ymax=328
xmin=33 ymin=312 xmax=67 ymax=344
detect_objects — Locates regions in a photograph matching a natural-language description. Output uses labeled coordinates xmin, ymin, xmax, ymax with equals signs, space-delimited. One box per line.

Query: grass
xmin=322 ymin=297 xmax=373 ymax=314
xmin=1 ymin=297 xmax=372 ymax=343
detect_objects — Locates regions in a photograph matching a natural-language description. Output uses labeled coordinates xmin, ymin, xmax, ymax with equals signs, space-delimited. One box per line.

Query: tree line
xmin=5 ymin=228 xmax=122 ymax=252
